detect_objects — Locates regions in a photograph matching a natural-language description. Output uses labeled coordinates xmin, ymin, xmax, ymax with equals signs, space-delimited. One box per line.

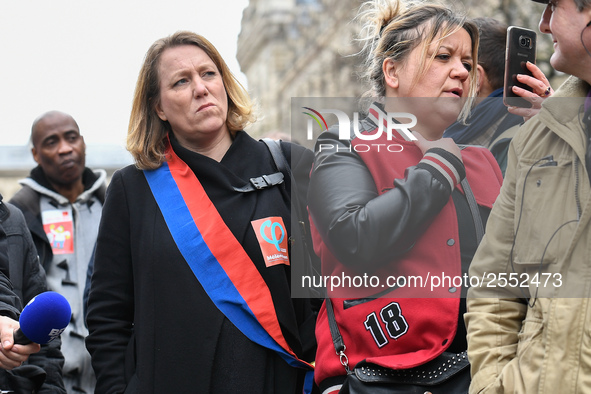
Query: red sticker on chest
xmin=251 ymin=217 xmax=290 ymax=267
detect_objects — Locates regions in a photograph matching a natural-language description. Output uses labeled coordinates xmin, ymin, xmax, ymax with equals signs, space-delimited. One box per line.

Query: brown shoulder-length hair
xmin=127 ymin=31 xmax=256 ymax=170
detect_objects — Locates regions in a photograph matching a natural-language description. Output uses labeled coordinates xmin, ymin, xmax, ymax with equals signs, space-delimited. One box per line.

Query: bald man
xmin=10 ymin=111 xmax=105 ymax=394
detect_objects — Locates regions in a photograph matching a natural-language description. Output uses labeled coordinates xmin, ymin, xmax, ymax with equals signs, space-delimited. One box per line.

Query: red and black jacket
xmin=308 ymin=103 xmax=502 ymax=389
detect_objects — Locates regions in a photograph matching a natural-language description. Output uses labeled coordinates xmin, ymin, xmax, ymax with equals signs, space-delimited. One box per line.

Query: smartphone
xmin=503 ymin=26 xmax=537 ymax=108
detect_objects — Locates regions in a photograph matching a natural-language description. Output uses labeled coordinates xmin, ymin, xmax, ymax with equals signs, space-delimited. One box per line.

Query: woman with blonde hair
xmin=307 ymin=0 xmax=502 ymax=392
xmin=86 ymin=31 xmax=317 ymax=393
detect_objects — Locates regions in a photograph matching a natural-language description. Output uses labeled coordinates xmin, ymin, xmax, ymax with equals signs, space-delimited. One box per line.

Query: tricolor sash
xmin=144 ymin=141 xmax=314 ymax=392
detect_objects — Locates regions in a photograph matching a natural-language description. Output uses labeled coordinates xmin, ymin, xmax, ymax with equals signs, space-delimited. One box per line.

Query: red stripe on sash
xmin=164 ymin=143 xmax=299 ymax=360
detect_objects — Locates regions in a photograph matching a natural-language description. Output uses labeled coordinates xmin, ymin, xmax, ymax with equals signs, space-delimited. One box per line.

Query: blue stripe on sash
xmin=144 ymin=163 xmax=313 ymax=383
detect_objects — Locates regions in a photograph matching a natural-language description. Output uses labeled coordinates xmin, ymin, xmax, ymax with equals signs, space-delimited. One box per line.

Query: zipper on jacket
xmin=342 ymin=285 xmax=400 ymax=309
xmin=575 ymin=157 xmax=582 ymax=220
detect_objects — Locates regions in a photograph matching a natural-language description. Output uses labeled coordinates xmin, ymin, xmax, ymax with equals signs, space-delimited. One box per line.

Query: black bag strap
xmin=229 ymin=138 xmax=290 ymax=192
xmin=261 ymin=138 xmax=306 ymax=232
xmin=261 ymin=138 xmax=324 ymax=295
xmin=459 ymin=178 xmax=484 ymax=244
xmin=325 ymin=297 xmax=351 ymax=373
xmin=233 ymin=172 xmax=285 ymax=192
xmin=458 ymin=146 xmax=485 ymax=244
xmin=261 ymin=138 xmax=292 ymax=188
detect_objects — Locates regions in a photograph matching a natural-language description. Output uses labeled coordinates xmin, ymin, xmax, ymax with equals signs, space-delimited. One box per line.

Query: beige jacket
xmin=466 ymin=76 xmax=591 ymax=394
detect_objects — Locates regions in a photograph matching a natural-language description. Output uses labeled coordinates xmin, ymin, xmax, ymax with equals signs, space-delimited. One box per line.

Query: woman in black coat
xmin=85 ymin=31 xmax=317 ymax=394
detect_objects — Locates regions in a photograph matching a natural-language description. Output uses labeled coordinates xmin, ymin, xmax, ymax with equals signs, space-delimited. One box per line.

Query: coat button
xmin=447 ymin=239 xmax=455 ymax=246
xmin=449 ymin=287 xmax=457 ymax=293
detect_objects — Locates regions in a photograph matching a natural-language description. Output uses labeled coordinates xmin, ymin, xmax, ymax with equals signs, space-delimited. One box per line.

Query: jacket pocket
xmin=512 ymin=161 xmax=577 ymax=268
xmin=513 ymin=315 xmax=545 ymax=391
xmin=516 ymin=316 xmax=544 ymax=359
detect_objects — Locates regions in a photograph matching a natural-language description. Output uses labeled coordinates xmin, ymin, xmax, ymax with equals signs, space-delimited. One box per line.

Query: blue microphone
xmin=13 ymin=291 xmax=71 ymax=345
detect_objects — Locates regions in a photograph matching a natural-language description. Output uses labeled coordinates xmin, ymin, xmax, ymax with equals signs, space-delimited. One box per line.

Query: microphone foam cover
xmin=19 ymin=291 xmax=71 ymax=344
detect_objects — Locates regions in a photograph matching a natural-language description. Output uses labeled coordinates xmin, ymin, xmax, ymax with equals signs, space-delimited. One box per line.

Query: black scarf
xmin=29 ymin=166 xmax=98 ymax=193
xmin=444 ymin=88 xmax=522 ymax=144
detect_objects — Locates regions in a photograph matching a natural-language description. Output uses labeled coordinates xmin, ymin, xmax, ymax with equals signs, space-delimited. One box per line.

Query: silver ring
xmin=543 ymin=86 xmax=551 ymax=96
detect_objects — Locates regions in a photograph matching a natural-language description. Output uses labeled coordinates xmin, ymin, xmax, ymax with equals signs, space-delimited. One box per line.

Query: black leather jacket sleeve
xmin=308 ymin=126 xmax=465 ymax=272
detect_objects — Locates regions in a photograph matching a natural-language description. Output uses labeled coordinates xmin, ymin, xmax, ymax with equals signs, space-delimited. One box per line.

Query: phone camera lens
xmin=519 ymin=36 xmax=531 ymax=48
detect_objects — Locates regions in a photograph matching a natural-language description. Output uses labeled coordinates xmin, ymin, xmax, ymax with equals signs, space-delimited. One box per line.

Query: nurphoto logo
xmin=302 ymin=107 xmax=418 ymax=142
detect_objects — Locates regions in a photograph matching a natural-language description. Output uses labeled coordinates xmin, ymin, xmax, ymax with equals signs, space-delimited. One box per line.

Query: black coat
xmin=0 ymin=197 xmax=65 ymax=393
xmin=86 ymin=132 xmax=317 ymax=394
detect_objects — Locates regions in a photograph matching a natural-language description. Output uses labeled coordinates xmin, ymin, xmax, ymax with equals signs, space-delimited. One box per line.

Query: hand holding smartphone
xmin=503 ymin=26 xmax=537 ymax=108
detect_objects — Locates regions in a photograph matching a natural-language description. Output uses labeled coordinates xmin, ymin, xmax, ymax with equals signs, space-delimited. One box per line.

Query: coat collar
xmin=538 ymin=76 xmax=591 ymax=158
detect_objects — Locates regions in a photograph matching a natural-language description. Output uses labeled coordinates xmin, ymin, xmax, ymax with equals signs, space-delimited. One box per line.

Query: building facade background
xmin=237 ymin=0 xmax=558 ymax=147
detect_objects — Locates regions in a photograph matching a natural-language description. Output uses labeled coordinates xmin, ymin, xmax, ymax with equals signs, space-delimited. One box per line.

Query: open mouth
xmin=447 ymin=88 xmax=463 ymax=97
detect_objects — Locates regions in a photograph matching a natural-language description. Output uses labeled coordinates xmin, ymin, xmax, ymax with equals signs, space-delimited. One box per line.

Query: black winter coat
xmin=86 ymin=132 xmax=317 ymax=394
xmin=0 ymin=196 xmax=65 ymax=393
